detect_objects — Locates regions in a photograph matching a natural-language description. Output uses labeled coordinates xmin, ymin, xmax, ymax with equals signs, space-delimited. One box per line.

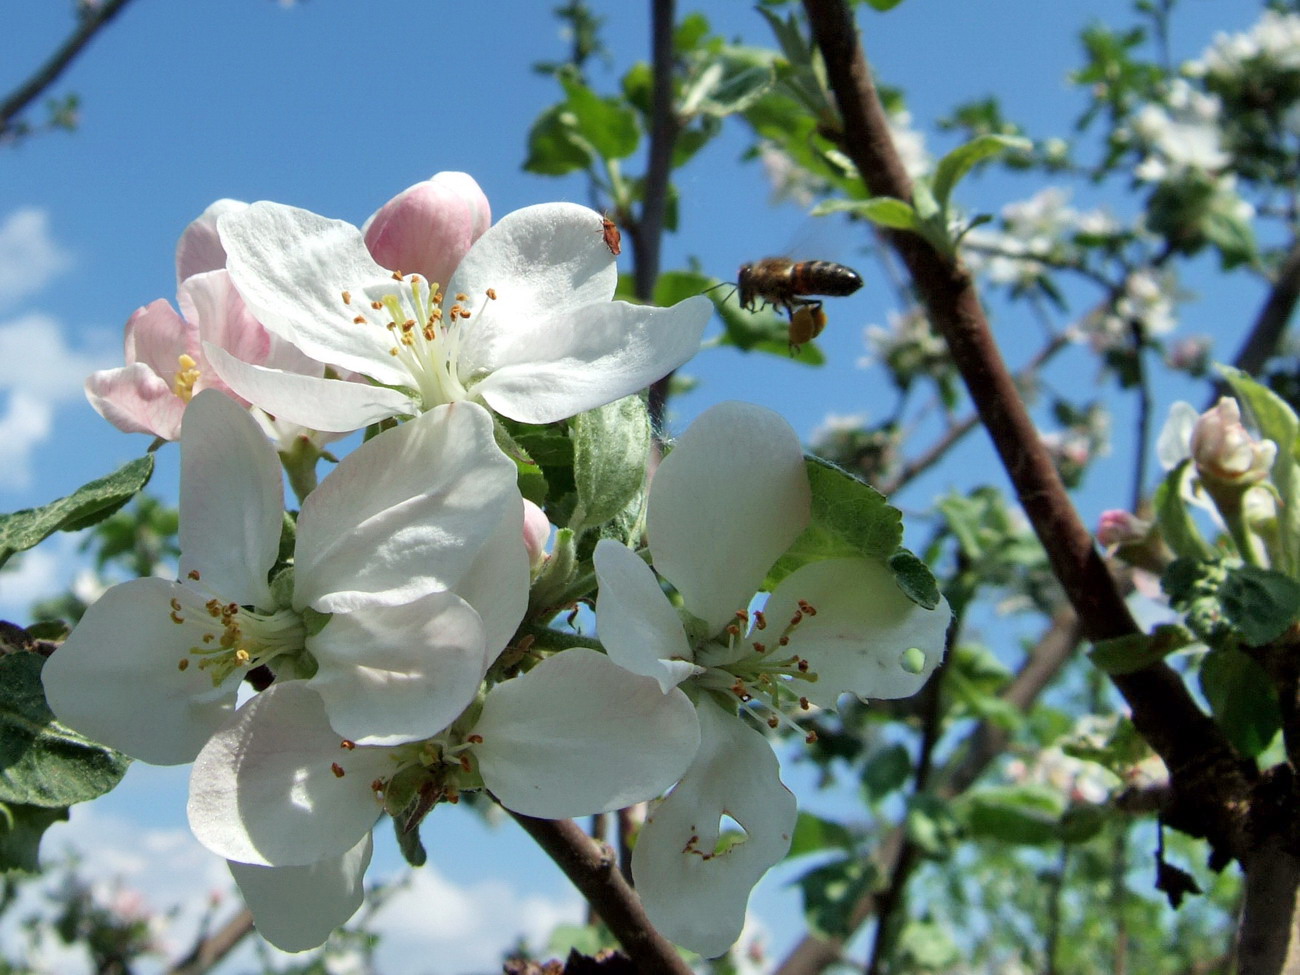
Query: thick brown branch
xmin=800 ymin=0 xmax=1247 ymax=824
xmin=1 ymin=0 xmax=139 ymax=139
xmin=511 ymin=814 xmax=694 ymax=975
xmin=641 ymin=0 xmax=681 ymax=430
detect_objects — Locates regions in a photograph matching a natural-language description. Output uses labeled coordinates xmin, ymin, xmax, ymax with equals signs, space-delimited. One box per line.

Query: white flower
xmin=43 ymin=390 xmax=528 ymax=763
xmin=593 ymin=401 xmax=951 ymax=956
xmin=187 ymin=651 xmax=698 ymax=869
xmin=207 ymin=200 xmax=711 ymax=433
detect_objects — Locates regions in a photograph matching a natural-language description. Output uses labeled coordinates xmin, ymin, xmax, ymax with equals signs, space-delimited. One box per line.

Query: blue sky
xmin=0 ymin=0 xmax=1269 ymax=971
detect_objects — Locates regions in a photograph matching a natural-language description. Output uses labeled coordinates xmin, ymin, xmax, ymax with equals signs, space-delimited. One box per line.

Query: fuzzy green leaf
xmin=0 ymin=652 xmax=129 ymax=807
xmin=0 ymin=455 xmax=153 ymax=570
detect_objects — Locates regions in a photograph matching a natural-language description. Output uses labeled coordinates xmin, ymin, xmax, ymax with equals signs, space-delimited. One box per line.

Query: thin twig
xmin=166 ymin=907 xmax=255 ymax=975
xmin=1 ymin=0 xmax=140 ymax=140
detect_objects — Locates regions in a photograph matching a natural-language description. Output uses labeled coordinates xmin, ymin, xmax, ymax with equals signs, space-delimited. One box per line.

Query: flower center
xmin=692 ymin=601 xmax=821 ymax=743
xmin=340 ymin=273 xmax=500 ymax=411
xmin=172 ymin=354 xmax=201 ymax=402
xmin=171 ymin=570 xmax=308 ymax=685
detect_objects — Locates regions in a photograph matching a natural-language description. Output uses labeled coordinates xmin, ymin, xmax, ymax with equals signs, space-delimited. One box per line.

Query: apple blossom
xmin=1190 ymin=396 xmax=1276 ymax=486
xmin=187 ymin=650 xmax=698 ymax=872
xmin=43 ymin=389 xmax=528 ymax=764
xmin=206 ymin=193 xmax=711 ymax=432
xmin=593 ymin=401 xmax=951 ymax=956
xmin=84 ymin=268 xmax=324 ymax=441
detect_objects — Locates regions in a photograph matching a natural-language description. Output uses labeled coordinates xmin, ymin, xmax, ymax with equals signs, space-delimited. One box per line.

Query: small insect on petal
xmin=601 ymin=214 xmax=622 ymax=256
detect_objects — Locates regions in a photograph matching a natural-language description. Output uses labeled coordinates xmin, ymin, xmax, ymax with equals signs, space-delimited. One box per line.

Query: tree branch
xmin=1 ymin=0 xmax=140 ymax=141
xmin=510 ymin=814 xmax=694 ymax=974
xmin=1229 ymin=237 xmax=1300 ymax=380
xmin=166 ymin=907 xmax=254 ymax=975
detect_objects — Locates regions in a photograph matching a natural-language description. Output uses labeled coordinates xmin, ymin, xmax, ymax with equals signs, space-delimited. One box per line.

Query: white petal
xmin=188 ymin=682 xmax=391 ymax=866
xmin=593 ymin=539 xmax=700 ymax=693
xmin=204 ymin=343 xmax=416 ymax=433
xmin=474 ymin=648 xmax=700 ymax=818
xmin=1157 ymin=400 xmax=1199 ymax=470
xmin=439 ymin=499 xmax=529 ymax=660
xmin=648 ymin=402 xmax=810 ymax=632
xmin=448 ymin=204 xmax=617 ymax=373
xmin=307 ymin=591 xmax=489 ymax=746
xmin=229 ymin=833 xmax=372 ymax=952
xmin=218 ymin=202 xmax=410 ymax=385
xmin=295 ymin=401 xmax=523 ymax=611
xmin=41 ymin=579 xmax=237 ymax=765
xmin=631 ymin=698 xmax=796 ymax=958
xmin=177 ymin=391 xmax=280 ymax=608
xmin=471 ymin=297 xmax=710 ymax=424
xmin=765 ymin=558 xmax=951 ymax=707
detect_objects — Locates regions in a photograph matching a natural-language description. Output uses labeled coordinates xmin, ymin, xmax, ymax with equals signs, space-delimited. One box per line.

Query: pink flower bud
xmin=1190 ymin=397 xmax=1276 ymax=486
xmin=1097 ymin=510 xmax=1152 ymax=548
xmin=522 ymin=499 xmax=552 ymax=570
xmin=363 ymin=172 xmax=491 ymax=287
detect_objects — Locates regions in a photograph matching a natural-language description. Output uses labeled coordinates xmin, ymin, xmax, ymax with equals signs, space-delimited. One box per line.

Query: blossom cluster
xmin=42 ymin=173 xmax=951 ymax=959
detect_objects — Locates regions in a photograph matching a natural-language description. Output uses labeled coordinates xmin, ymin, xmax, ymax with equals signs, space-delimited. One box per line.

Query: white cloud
xmin=0 ymin=313 xmax=112 ymax=400
xmin=0 ymin=314 xmax=116 ymax=489
xmin=366 ymin=866 xmax=584 ymax=974
xmin=0 ymin=208 xmax=73 ymax=307
xmin=0 ymin=531 xmax=84 ymax=619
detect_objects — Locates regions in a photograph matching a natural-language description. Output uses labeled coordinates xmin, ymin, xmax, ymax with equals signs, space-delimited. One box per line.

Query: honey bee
xmin=736 ymin=258 xmax=863 ymax=352
xmin=600 ymin=213 xmax=622 ymax=256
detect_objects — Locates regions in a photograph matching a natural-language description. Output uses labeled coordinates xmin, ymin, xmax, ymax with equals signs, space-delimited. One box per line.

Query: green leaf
xmin=813 ymin=196 xmax=920 ymax=231
xmin=1220 ymin=564 xmax=1300 ymax=645
xmin=794 ymin=856 xmax=878 ymax=940
xmin=522 ymin=103 xmax=594 ymax=176
xmin=904 ymin=792 xmax=961 ymax=858
xmin=1221 ymin=366 xmax=1300 ymax=575
xmin=1088 ymin=624 xmax=1194 ymax=675
xmin=680 ymin=49 xmax=775 ymax=118
xmin=0 ymin=801 xmax=67 ymax=873
xmin=1199 ymin=648 xmax=1281 ymax=757
xmin=896 ymin=919 xmax=960 ymax=969
xmin=862 ymin=743 xmax=912 ymax=801
xmin=788 ymin=811 xmax=856 ymax=857
xmin=957 ymin=785 xmax=1064 ymax=845
xmin=1059 ymin=803 xmax=1109 ymax=844
xmin=0 ymin=652 xmax=129 ymax=807
xmin=1153 ymin=460 xmax=1215 ymax=561
xmin=0 ymin=455 xmax=154 ymax=570
xmin=569 ymin=396 xmax=650 ymax=533
xmin=888 ymin=549 xmax=941 ymax=610
xmin=864 ymin=0 xmax=907 ymax=9
xmin=560 ymin=76 xmax=641 ymax=160
xmin=767 ymin=459 xmax=907 ymax=588
xmin=932 ymin=134 xmax=1032 ymax=211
